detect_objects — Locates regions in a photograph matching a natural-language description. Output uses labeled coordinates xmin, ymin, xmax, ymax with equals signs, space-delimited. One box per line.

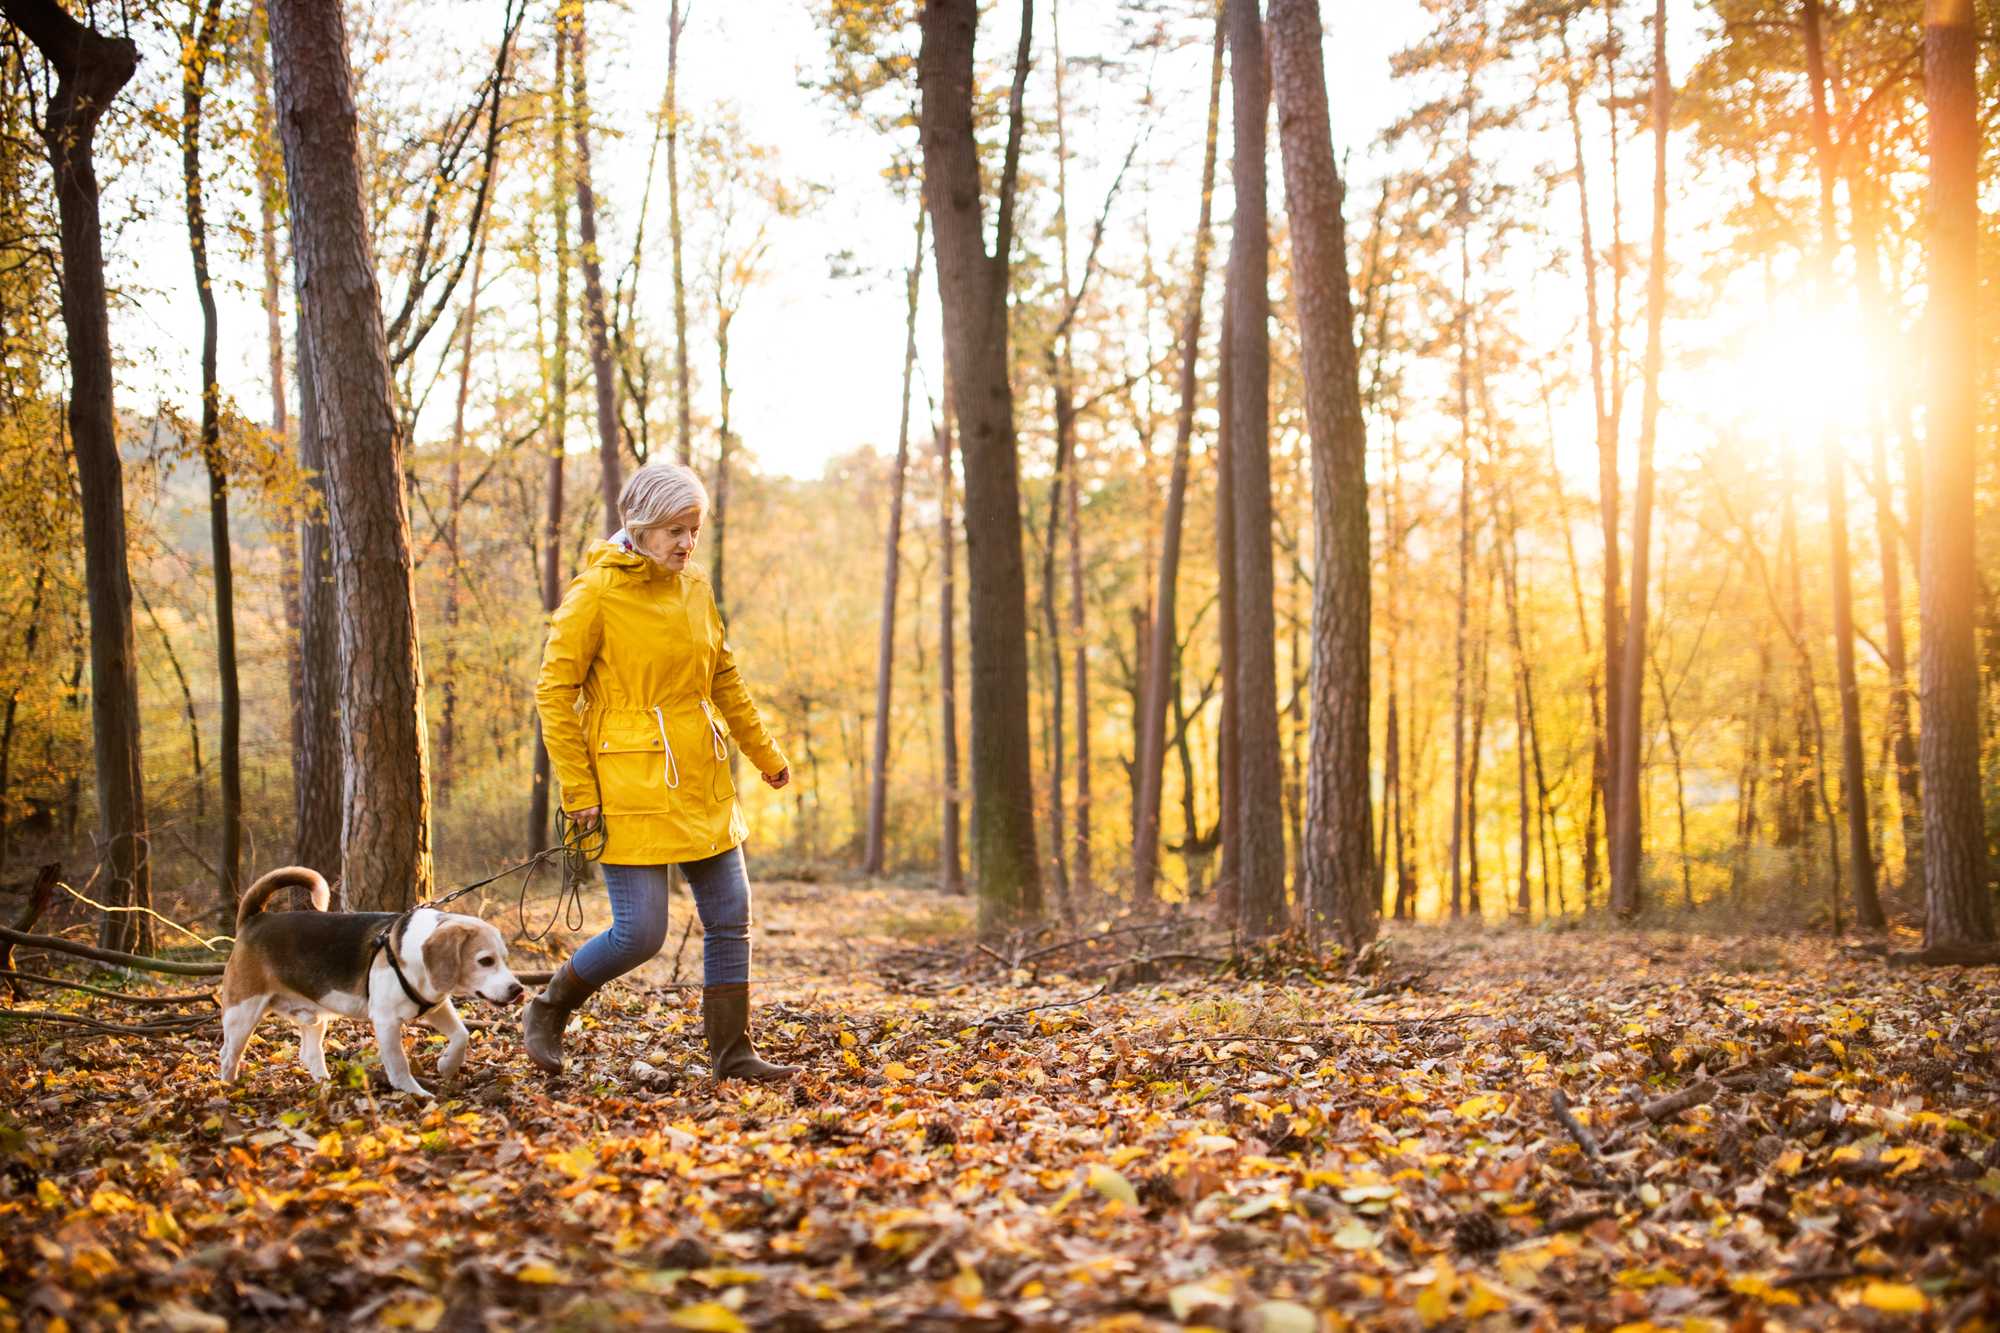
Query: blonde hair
xmin=619 ymin=462 xmax=709 ymax=534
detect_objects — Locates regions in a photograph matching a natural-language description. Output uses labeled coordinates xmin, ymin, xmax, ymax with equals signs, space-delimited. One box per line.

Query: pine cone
xmin=1453 ymin=1212 xmax=1502 ymax=1255
xmin=1909 ymin=1057 xmax=1955 ymax=1090
xmin=923 ymin=1119 xmax=958 ymax=1148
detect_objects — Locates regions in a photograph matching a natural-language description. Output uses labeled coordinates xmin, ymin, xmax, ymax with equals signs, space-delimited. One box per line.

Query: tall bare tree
xmin=530 ymin=16 xmax=574 ymax=855
xmin=1224 ymin=0 xmax=1288 ymax=938
xmin=1269 ymin=0 xmax=1374 ymax=946
xmin=268 ymin=0 xmax=433 ymax=909
xmin=668 ymin=0 xmax=692 ymax=466
xmin=1609 ymin=0 xmax=1668 ymax=919
xmin=1801 ymin=0 xmax=1883 ymax=930
xmin=865 ymin=201 xmax=925 ymax=876
xmin=1133 ymin=12 xmax=1224 ymax=907
xmin=0 ymin=0 xmax=152 ymax=950
xmin=936 ymin=380 xmax=964 ymax=895
xmin=566 ymin=0 xmax=622 ymax=534
xmin=177 ymin=0 xmax=240 ymax=921
xmin=1917 ymin=0 xmax=1994 ymax=955
xmin=918 ymin=0 xmax=1042 ymax=931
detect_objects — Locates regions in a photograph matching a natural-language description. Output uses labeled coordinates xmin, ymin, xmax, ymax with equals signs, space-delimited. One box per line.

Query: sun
xmin=1688 ymin=286 xmax=1893 ymax=460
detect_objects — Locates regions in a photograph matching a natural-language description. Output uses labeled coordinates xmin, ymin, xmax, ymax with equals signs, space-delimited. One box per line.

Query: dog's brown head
xmin=422 ymin=915 xmax=526 ymax=1005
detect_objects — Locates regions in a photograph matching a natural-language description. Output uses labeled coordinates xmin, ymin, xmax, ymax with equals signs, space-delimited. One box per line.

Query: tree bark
xmin=1224 ymin=0 xmax=1287 ymax=939
xmin=1268 ymin=0 xmax=1373 ymax=947
xmin=2 ymin=0 xmax=152 ymax=951
xmin=1850 ymin=156 xmax=1921 ymax=903
xmin=531 ymin=20 xmax=573 ymax=856
xmin=918 ymin=0 xmax=1042 ymax=932
xmin=178 ymin=0 xmax=239 ymax=922
xmin=291 ymin=307 xmax=342 ymax=889
xmin=1610 ymin=0 xmax=1668 ymax=920
xmin=567 ymin=2 xmax=622 ymax=535
xmin=1918 ymin=0 xmax=1995 ymax=951
xmin=937 ymin=381 xmax=964 ymax=895
xmin=269 ymin=0 xmax=433 ymax=909
xmin=668 ymin=0 xmax=692 ymax=466
xmin=438 ymin=208 xmax=491 ymax=810
xmin=248 ymin=2 xmax=303 ymax=809
xmin=1802 ymin=0 xmax=1883 ymax=930
xmin=865 ymin=202 xmax=925 ymax=876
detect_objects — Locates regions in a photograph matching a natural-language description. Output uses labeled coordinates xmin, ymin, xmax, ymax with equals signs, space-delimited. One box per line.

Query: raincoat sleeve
xmin=536 ymin=571 xmax=604 ymax=812
xmin=708 ymin=599 xmax=788 ymax=778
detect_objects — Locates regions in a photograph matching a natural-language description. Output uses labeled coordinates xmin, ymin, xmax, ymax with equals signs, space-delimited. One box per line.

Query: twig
xmin=0 ymin=970 xmax=215 ymax=1007
xmin=1550 ymin=1089 xmax=1603 ymax=1159
xmin=1013 ymin=919 xmax=1187 ymax=966
xmin=0 ymin=925 xmax=226 ymax=977
xmin=975 ymin=985 xmax=1106 ymax=1029
xmin=976 ymin=942 xmax=1012 ymax=970
xmin=668 ymin=913 xmax=695 ymax=985
xmin=0 ymin=1007 xmax=216 ymax=1036
xmin=1157 ymin=1033 xmax=1323 ymax=1049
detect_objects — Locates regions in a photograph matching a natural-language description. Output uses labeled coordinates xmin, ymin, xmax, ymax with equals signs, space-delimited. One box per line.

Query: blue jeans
xmin=570 ymin=847 xmax=752 ymax=989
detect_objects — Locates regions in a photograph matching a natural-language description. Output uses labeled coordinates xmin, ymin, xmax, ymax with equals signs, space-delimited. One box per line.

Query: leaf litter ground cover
xmin=2 ymin=881 xmax=1998 ymax=1330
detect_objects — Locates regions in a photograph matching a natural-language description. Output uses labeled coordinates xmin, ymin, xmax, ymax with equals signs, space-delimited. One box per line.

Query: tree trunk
xmin=668 ymin=0 xmax=692 ymax=466
xmin=713 ymin=309 xmax=734 ymax=618
xmin=1850 ymin=160 xmax=1922 ymax=903
xmin=1268 ymin=0 xmax=1373 ymax=947
xmin=918 ymin=0 xmax=1042 ymax=930
xmin=1216 ymin=298 xmax=1241 ymax=925
xmin=2 ymin=0 xmax=152 ymax=951
xmin=1224 ymin=0 xmax=1287 ymax=938
xmin=1610 ymin=0 xmax=1668 ymax=920
xmin=865 ymin=202 xmax=925 ymax=876
xmin=292 ymin=307 xmax=342 ymax=888
xmin=269 ymin=0 xmax=433 ymax=910
xmin=1918 ymin=0 xmax=1995 ymax=951
xmin=567 ymin=3 xmax=622 ymax=535
xmin=530 ymin=19 xmax=574 ymax=855
xmin=1449 ymin=253 xmax=1472 ymax=921
xmin=1562 ymin=17 xmax=1621 ymax=861
xmin=1803 ymin=0 xmax=1883 ymax=930
xmin=179 ymin=0 xmax=239 ymax=922
xmin=248 ymin=2 xmax=302 ymax=806
xmin=438 ymin=208 xmax=491 ymax=810
xmin=937 ymin=383 xmax=964 ymax=895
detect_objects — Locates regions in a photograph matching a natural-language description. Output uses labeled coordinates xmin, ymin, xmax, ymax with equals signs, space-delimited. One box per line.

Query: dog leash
xmin=367 ymin=814 xmax=607 ymax=1004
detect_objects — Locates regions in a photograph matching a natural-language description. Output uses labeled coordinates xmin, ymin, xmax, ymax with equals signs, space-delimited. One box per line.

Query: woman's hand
xmin=762 ymin=766 xmax=791 ymax=790
xmin=571 ymin=805 xmax=601 ymax=829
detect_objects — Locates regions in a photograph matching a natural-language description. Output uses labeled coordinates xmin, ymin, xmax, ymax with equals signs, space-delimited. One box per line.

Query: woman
xmin=525 ymin=462 xmax=796 ymax=1081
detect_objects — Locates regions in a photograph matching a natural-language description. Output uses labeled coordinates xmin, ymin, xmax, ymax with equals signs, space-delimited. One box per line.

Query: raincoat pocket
xmin=593 ymin=717 xmax=674 ymax=815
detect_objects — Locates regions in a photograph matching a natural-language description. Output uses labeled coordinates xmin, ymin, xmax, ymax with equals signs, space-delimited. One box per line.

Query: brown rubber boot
xmin=703 ymin=982 xmax=797 ymax=1081
xmin=521 ymin=961 xmax=597 ymax=1074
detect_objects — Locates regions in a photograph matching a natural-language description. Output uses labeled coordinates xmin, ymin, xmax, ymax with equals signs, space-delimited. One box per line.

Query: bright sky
xmin=100 ymin=0 xmax=1859 ymax=491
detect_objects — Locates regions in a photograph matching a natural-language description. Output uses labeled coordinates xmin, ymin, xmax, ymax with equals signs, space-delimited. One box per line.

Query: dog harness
xmin=371 ymin=913 xmax=442 ymax=1016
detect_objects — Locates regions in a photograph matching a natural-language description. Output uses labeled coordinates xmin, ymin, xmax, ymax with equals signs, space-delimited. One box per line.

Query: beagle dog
xmin=219 ymin=866 xmax=526 ymax=1096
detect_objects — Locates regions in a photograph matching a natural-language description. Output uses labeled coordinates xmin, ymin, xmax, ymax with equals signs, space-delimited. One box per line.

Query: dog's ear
xmin=423 ymin=921 xmax=475 ymax=991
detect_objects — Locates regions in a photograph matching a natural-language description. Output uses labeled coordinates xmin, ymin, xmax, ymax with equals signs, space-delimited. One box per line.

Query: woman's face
xmin=633 ymin=508 xmax=701 ymax=570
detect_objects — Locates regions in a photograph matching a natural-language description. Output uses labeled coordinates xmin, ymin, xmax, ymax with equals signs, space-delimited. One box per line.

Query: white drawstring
xmin=699 ymin=700 xmax=729 ymax=760
xmin=651 ymin=706 xmax=681 ymax=790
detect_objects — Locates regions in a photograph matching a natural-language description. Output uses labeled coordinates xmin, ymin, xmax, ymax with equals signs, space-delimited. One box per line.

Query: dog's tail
xmin=236 ymin=866 xmax=330 ymax=927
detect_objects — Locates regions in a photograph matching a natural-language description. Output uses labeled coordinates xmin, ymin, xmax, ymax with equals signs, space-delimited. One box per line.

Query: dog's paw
xmin=390 ymin=1079 xmax=435 ymax=1098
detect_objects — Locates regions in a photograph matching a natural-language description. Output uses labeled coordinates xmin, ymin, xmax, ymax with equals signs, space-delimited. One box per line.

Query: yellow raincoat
xmin=535 ymin=539 xmax=787 ymax=865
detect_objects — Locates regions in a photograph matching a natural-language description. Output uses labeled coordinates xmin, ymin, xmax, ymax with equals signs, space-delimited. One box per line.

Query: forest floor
xmin=2 ymin=878 xmax=1998 ymax=1331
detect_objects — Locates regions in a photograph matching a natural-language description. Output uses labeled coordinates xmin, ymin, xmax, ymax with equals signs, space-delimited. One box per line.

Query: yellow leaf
xmin=513 ymin=1262 xmax=566 ymax=1285
xmin=1086 ymin=1164 xmax=1138 ymax=1207
xmin=883 ymin=1061 xmax=915 ymax=1081
xmin=1858 ymin=1282 xmax=1928 ymax=1314
xmin=545 ymin=1145 xmax=597 ymax=1181
xmin=1415 ymin=1281 xmax=1453 ymax=1327
xmin=1455 ymin=1093 xmax=1504 ymax=1121
xmin=380 ymin=1295 xmax=445 ymax=1330
xmin=1168 ymin=1279 xmax=1233 ymax=1320
xmin=1729 ymin=1275 xmax=1801 ymax=1307
xmin=1461 ymin=1280 xmax=1509 ymax=1318
xmin=36 ymin=1179 xmax=62 ymax=1210
xmin=1248 ymin=1299 xmax=1317 ymax=1333
xmin=1773 ymin=1149 xmax=1805 ymax=1175
xmin=88 ymin=1186 xmax=137 ymax=1215
xmin=316 ymin=1130 xmax=343 ymax=1159
xmin=667 ymin=1303 xmax=749 ymax=1333
xmin=839 ymin=1031 xmax=857 ymax=1049
xmin=949 ymin=1263 xmax=983 ymax=1310
xmin=1331 ymin=1221 xmax=1378 ymax=1250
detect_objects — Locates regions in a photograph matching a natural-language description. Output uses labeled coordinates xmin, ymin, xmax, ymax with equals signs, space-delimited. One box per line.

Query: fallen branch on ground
xmin=0 ymin=1007 xmax=215 ymax=1036
xmin=1886 ymin=944 xmax=2000 ymax=967
xmin=0 ymin=925 xmax=226 ymax=976
xmin=0 ymin=969 xmax=215 ymax=1007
